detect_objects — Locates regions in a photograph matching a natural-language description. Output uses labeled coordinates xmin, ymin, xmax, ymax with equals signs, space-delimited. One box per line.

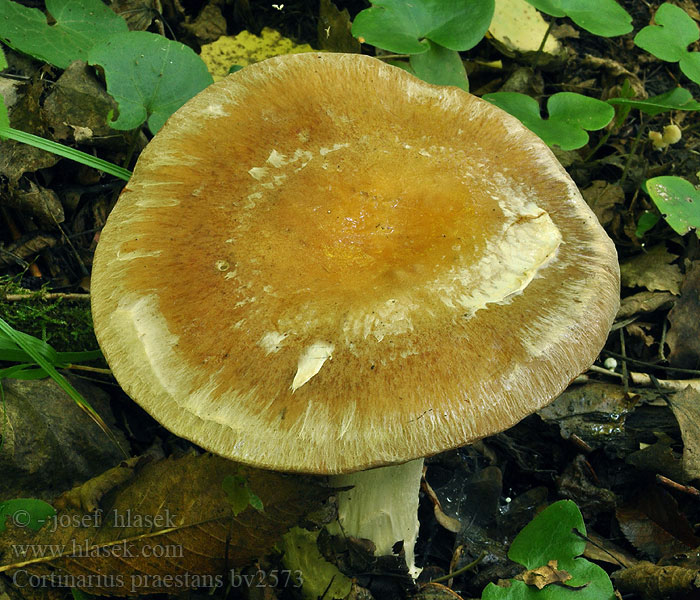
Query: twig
xmin=67 ymin=364 xmax=112 ymax=376
xmin=656 ymin=474 xmax=700 ymax=497
xmin=629 ymin=372 xmax=700 ymax=392
xmin=3 ymin=293 xmax=90 ymax=301
xmin=588 ymin=364 xmax=623 ymax=379
xmin=602 ymin=350 xmax=700 ymax=376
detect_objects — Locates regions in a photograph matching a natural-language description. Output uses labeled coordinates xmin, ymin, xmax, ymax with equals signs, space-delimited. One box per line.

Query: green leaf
xmin=0 ymin=92 xmax=8 ymax=129
xmin=636 ymin=211 xmax=661 ymax=238
xmin=0 ymin=364 xmax=52 ymax=380
xmin=88 ymin=31 xmax=214 ymax=133
xmin=645 ymin=176 xmax=700 ymax=238
xmin=607 ymin=87 xmax=700 ymax=116
xmin=222 ymin=474 xmax=265 ymax=516
xmin=525 ymin=0 xmax=565 ymax=17
xmin=409 ymin=41 xmax=468 ymax=91
xmin=0 ymin=0 xmax=128 ymax=69
xmin=352 ymin=0 xmax=494 ymax=55
xmin=634 ymin=3 xmax=700 ymax=85
xmin=509 ymin=500 xmax=585 ymax=570
xmin=482 ymin=501 xmax=615 ymax=600
xmin=524 ymin=0 xmax=632 ymax=37
xmin=483 ymin=91 xmax=614 ymax=150
xmin=0 ymin=317 xmax=124 ymax=455
xmin=0 ymin=324 xmax=101 ymax=368
xmin=0 ymin=327 xmax=63 ymax=365
xmin=0 ymin=498 xmax=56 ymax=533
xmin=0 ymin=45 xmax=7 ymax=70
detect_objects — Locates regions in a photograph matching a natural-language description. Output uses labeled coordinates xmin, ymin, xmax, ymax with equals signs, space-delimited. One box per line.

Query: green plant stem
xmin=533 ymin=19 xmax=554 ymax=67
xmin=430 ymin=551 xmax=487 ymax=584
xmin=619 ymin=115 xmax=645 ymax=186
xmin=0 ymin=126 xmax=132 ymax=181
xmin=584 ymin=128 xmax=614 ymax=162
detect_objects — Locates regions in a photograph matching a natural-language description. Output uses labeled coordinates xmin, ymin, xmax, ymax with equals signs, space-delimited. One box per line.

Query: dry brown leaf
xmin=0 ymin=454 xmax=330 ymax=596
xmin=581 ymin=180 xmax=624 ymax=227
xmin=538 ymin=382 xmax=637 ymax=451
xmin=317 ymin=0 xmax=361 ymax=53
xmin=181 ymin=4 xmax=227 ymax=45
xmin=53 ymin=458 xmax=141 ymax=513
xmin=582 ymin=55 xmax=646 ymax=98
xmin=584 ymin=531 xmax=637 ymax=568
xmin=666 ymin=261 xmax=700 ymax=369
xmin=620 ymin=245 xmax=683 ymax=295
xmin=616 ymin=486 xmax=700 ymax=560
xmin=420 ymin=477 xmax=461 ymax=533
xmin=617 ymin=291 xmax=675 ymax=319
xmin=520 ymin=560 xmax=572 ymax=590
xmin=667 ymin=387 xmax=700 ymax=480
xmin=678 ymin=0 xmax=700 ymax=21
xmin=625 ymin=322 xmax=655 ymax=347
xmin=612 ymin=561 xmax=700 ymax=599
xmin=5 ymin=181 xmax=64 ymax=228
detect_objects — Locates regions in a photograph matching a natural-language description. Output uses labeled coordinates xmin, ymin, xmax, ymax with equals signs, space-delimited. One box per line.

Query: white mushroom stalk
xmin=329 ymin=459 xmax=424 ymax=578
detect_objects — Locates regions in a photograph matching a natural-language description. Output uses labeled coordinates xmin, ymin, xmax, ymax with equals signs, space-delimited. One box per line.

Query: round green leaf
xmin=509 ymin=500 xmax=586 ymax=571
xmin=645 ymin=176 xmax=700 ymax=237
xmin=409 ymin=41 xmax=468 ymax=91
xmin=525 ymin=0 xmax=566 ymax=18
xmin=547 ymin=92 xmax=614 ymax=131
xmin=525 ymin=0 xmax=632 ymax=37
xmin=561 ymin=0 xmax=632 ymax=37
xmin=636 ymin=211 xmax=661 ymax=238
xmin=680 ymin=53 xmax=700 ymax=86
xmin=483 ymin=91 xmax=614 ymax=150
xmin=0 ymin=498 xmax=56 ymax=532
xmin=88 ymin=31 xmax=214 ymax=134
xmin=352 ymin=0 xmax=494 ymax=54
xmin=634 ymin=3 xmax=699 ymax=64
xmin=482 ymin=500 xmax=615 ymax=600
xmin=0 ymin=0 xmax=128 ymax=69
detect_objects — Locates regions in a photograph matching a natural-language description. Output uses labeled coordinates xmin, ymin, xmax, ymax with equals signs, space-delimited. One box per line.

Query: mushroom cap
xmin=92 ymin=53 xmax=619 ymax=474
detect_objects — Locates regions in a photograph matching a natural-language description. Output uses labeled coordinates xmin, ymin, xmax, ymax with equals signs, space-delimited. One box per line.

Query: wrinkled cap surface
xmin=92 ymin=53 xmax=619 ymax=474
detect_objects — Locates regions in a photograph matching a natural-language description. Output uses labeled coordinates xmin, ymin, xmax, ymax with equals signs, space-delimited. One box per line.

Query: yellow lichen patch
xmin=201 ymin=28 xmax=316 ymax=80
xmin=488 ymin=0 xmax=564 ymax=60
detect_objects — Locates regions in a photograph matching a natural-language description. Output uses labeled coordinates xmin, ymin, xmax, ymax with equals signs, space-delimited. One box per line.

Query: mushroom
xmin=91 ymin=53 xmax=619 ymax=578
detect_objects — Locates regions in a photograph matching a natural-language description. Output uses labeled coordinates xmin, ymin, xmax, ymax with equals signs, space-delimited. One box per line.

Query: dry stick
xmin=656 ymin=474 xmax=700 ymax=497
xmin=659 ymin=316 xmax=669 ymax=362
xmin=51 ymin=213 xmax=89 ymax=277
xmin=602 ymin=350 xmax=700 ymax=376
xmin=629 ymin=372 xmax=700 ymax=391
xmin=619 ymin=328 xmax=629 ymax=394
xmin=3 ymin=293 xmax=90 ymax=301
xmin=67 ymin=364 xmax=112 ymax=376
xmin=588 ymin=364 xmax=623 ymax=379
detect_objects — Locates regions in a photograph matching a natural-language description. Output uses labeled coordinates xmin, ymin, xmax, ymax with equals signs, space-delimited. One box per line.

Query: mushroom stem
xmin=328 ymin=458 xmax=424 ymax=578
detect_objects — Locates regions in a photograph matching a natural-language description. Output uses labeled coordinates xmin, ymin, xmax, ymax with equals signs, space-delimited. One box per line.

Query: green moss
xmin=0 ymin=276 xmax=98 ymax=353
